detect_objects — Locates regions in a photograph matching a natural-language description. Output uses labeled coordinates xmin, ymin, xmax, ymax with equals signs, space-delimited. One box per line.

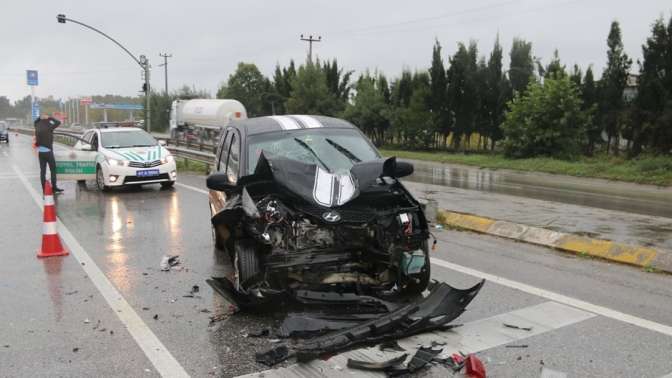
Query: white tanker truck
xmin=169 ymin=99 xmax=247 ymax=141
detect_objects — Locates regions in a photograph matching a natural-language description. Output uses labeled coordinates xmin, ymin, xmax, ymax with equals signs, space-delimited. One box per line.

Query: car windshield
xmin=247 ymin=128 xmax=380 ymax=174
xmin=101 ymin=130 xmax=157 ymax=148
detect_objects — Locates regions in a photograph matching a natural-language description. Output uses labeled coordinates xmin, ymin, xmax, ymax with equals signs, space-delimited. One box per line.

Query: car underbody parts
xmin=256 ymin=280 xmax=485 ymax=367
xmin=255 ymin=345 xmax=291 ymax=366
xmin=346 ymin=353 xmax=408 ymax=372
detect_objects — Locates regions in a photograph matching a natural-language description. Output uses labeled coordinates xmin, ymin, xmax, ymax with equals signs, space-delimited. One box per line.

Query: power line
xmin=159 ymin=53 xmax=173 ymax=95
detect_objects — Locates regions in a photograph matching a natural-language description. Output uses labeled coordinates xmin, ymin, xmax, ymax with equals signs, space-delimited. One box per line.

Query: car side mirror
xmin=80 ymin=143 xmax=94 ymax=151
xmin=207 ymin=172 xmax=237 ymax=191
xmin=395 ymin=161 xmax=414 ymax=178
xmin=158 ymin=140 xmax=167 ymax=146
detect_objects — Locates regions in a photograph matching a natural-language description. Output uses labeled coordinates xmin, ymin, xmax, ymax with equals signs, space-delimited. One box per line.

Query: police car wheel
xmin=96 ymin=166 xmax=110 ymax=192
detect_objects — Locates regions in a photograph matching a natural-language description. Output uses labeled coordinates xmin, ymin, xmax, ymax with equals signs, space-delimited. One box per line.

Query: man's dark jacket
xmin=34 ymin=117 xmax=61 ymax=150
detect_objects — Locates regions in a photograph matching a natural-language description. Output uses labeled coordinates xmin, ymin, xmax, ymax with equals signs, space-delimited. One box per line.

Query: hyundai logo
xmin=322 ymin=211 xmax=341 ymax=223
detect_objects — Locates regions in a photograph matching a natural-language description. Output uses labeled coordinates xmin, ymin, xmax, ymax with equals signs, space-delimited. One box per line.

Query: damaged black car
xmin=206 ymin=115 xmax=433 ymax=306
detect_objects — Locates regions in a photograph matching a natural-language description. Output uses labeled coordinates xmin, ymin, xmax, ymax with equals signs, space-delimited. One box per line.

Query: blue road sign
xmin=32 ymin=102 xmax=40 ymax=120
xmin=26 ymin=70 xmax=39 ymax=86
xmin=89 ymin=103 xmax=143 ymax=111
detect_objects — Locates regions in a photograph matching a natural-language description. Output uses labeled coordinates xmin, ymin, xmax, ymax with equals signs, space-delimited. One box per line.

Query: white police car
xmin=65 ymin=127 xmax=177 ymax=191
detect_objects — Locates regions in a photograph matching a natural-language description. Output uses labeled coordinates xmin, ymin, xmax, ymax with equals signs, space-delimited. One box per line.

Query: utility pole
xmin=159 ymin=53 xmax=172 ymax=96
xmin=300 ymin=34 xmax=322 ymax=62
xmin=140 ymin=55 xmax=151 ymax=133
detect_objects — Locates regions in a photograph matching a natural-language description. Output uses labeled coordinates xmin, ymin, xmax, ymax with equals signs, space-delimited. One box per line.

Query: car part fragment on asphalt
xmin=464 ymin=354 xmax=487 ymax=378
xmin=346 ymin=353 xmax=408 ymax=372
xmin=379 ymin=340 xmax=406 ymax=352
xmin=160 ymin=255 xmax=180 ymax=271
xmin=503 ymin=323 xmax=533 ymax=331
xmin=256 ymin=280 xmax=484 ymax=366
xmin=255 ymin=345 xmax=291 ymax=366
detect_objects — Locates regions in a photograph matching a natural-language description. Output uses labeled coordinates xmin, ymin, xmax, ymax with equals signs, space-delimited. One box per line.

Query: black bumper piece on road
xmin=256 ymin=279 xmax=485 ymax=366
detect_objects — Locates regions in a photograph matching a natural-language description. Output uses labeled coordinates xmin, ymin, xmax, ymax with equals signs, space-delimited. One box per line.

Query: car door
xmin=209 ymin=129 xmax=233 ymax=215
xmin=54 ymin=130 xmax=98 ymax=182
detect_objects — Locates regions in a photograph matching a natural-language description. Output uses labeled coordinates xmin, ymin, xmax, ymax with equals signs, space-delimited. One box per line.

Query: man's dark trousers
xmin=38 ymin=150 xmax=57 ymax=192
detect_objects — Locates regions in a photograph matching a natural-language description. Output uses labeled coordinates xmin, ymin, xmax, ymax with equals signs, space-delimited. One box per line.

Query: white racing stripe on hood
xmin=269 ymin=116 xmax=301 ymax=130
xmin=291 ymin=115 xmax=323 ymax=128
xmin=313 ymin=167 xmax=356 ymax=207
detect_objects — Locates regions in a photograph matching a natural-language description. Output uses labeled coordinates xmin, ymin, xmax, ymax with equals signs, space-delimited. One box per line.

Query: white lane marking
xmin=237 ymin=301 xmax=594 ymax=378
xmin=173 ymin=176 xmax=672 ymax=336
xmin=176 ymin=182 xmax=208 ymax=195
xmin=431 ymin=257 xmax=672 ymax=337
xmin=12 ymin=165 xmax=190 ymax=378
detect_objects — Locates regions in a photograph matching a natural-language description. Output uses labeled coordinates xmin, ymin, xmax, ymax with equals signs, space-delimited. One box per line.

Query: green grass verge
xmin=175 ymin=158 xmax=209 ymax=174
xmin=380 ymin=149 xmax=672 ymax=186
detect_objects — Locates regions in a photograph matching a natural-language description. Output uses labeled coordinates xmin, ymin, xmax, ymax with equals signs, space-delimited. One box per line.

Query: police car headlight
xmin=161 ymin=155 xmax=174 ymax=164
xmin=108 ymin=158 xmax=128 ymax=167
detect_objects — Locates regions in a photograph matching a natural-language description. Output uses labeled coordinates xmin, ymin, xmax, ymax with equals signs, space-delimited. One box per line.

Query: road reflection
xmin=106 ymin=195 xmax=132 ymax=293
xmin=42 ymin=257 xmax=64 ymax=322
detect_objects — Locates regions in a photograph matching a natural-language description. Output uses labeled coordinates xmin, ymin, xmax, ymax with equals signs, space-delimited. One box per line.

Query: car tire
xmin=161 ymin=181 xmax=175 ymax=189
xmin=235 ymin=239 xmax=260 ymax=284
xmin=96 ymin=166 xmax=110 ymax=192
xmin=399 ymin=242 xmax=431 ymax=296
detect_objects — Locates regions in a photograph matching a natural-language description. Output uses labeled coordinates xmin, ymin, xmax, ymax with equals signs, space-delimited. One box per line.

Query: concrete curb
xmin=437 ymin=210 xmax=672 ymax=274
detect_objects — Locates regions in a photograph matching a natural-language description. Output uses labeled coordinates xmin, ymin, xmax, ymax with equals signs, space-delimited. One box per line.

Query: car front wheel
xmin=96 ymin=166 xmax=110 ymax=192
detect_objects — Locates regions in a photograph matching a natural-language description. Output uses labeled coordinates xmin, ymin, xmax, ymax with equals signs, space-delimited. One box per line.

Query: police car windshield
xmin=247 ymin=128 xmax=380 ymax=174
xmin=101 ymin=130 xmax=157 ymax=149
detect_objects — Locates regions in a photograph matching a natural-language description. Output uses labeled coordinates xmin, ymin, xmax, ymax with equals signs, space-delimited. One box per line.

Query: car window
xmin=91 ymin=133 xmax=99 ymax=150
xmin=218 ymin=131 xmax=232 ymax=172
xmin=100 ymin=130 xmax=157 ymax=148
xmin=247 ymin=128 xmax=380 ymax=174
xmin=226 ymin=133 xmax=240 ymax=183
xmin=82 ymin=131 xmax=92 ymax=143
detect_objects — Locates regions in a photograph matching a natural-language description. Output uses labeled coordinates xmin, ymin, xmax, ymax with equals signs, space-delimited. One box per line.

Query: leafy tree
xmin=483 ymin=36 xmax=511 ymax=150
xmin=502 ymin=77 xmax=590 ymax=159
xmin=447 ymin=42 xmax=479 ymax=150
xmin=396 ymin=73 xmax=435 ymax=149
xmin=342 ymin=73 xmax=391 ymax=146
xmin=631 ymin=16 xmax=672 ymax=155
xmin=286 ymin=59 xmax=339 ymax=115
xmin=0 ymin=96 xmax=12 ymax=118
xmin=581 ymin=66 xmax=601 ymax=155
xmin=323 ymin=59 xmax=353 ymax=109
xmin=544 ymin=50 xmax=567 ymax=79
xmin=429 ymin=40 xmax=451 ymax=146
xmin=599 ymin=21 xmax=632 ymax=154
xmin=509 ymin=38 xmax=535 ymax=94
xmin=569 ymin=64 xmax=583 ymax=88
xmin=273 ymin=60 xmax=297 ymax=114
xmin=217 ymin=62 xmax=270 ymax=117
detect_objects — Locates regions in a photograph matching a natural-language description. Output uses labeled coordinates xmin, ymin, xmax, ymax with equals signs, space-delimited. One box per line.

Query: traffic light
xmin=57 ymin=14 xmax=66 ymax=23
xmin=142 ymin=83 xmax=148 ymax=92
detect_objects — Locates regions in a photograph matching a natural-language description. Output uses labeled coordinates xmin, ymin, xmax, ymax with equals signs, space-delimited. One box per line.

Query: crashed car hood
xmin=239 ymin=152 xmax=404 ymax=208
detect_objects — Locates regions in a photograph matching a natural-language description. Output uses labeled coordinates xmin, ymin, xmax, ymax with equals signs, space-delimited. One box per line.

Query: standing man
xmin=34 ymin=114 xmax=64 ymax=193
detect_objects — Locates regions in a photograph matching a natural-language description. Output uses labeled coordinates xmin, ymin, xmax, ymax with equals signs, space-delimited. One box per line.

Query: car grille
xmin=123 ymin=173 xmax=170 ymax=184
xmin=129 ymin=160 xmax=162 ymax=168
xmin=295 ymin=203 xmax=376 ymax=224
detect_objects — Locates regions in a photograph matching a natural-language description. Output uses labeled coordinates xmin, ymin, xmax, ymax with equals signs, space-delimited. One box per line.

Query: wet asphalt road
xmin=2 ymin=134 xmax=672 ymax=377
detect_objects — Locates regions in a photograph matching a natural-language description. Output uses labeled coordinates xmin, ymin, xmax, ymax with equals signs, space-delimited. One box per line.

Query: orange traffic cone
xmin=37 ymin=181 xmax=69 ymax=258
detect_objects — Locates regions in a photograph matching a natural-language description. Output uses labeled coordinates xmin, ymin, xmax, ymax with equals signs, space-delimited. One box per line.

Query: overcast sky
xmin=1 ymin=0 xmax=670 ymax=102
